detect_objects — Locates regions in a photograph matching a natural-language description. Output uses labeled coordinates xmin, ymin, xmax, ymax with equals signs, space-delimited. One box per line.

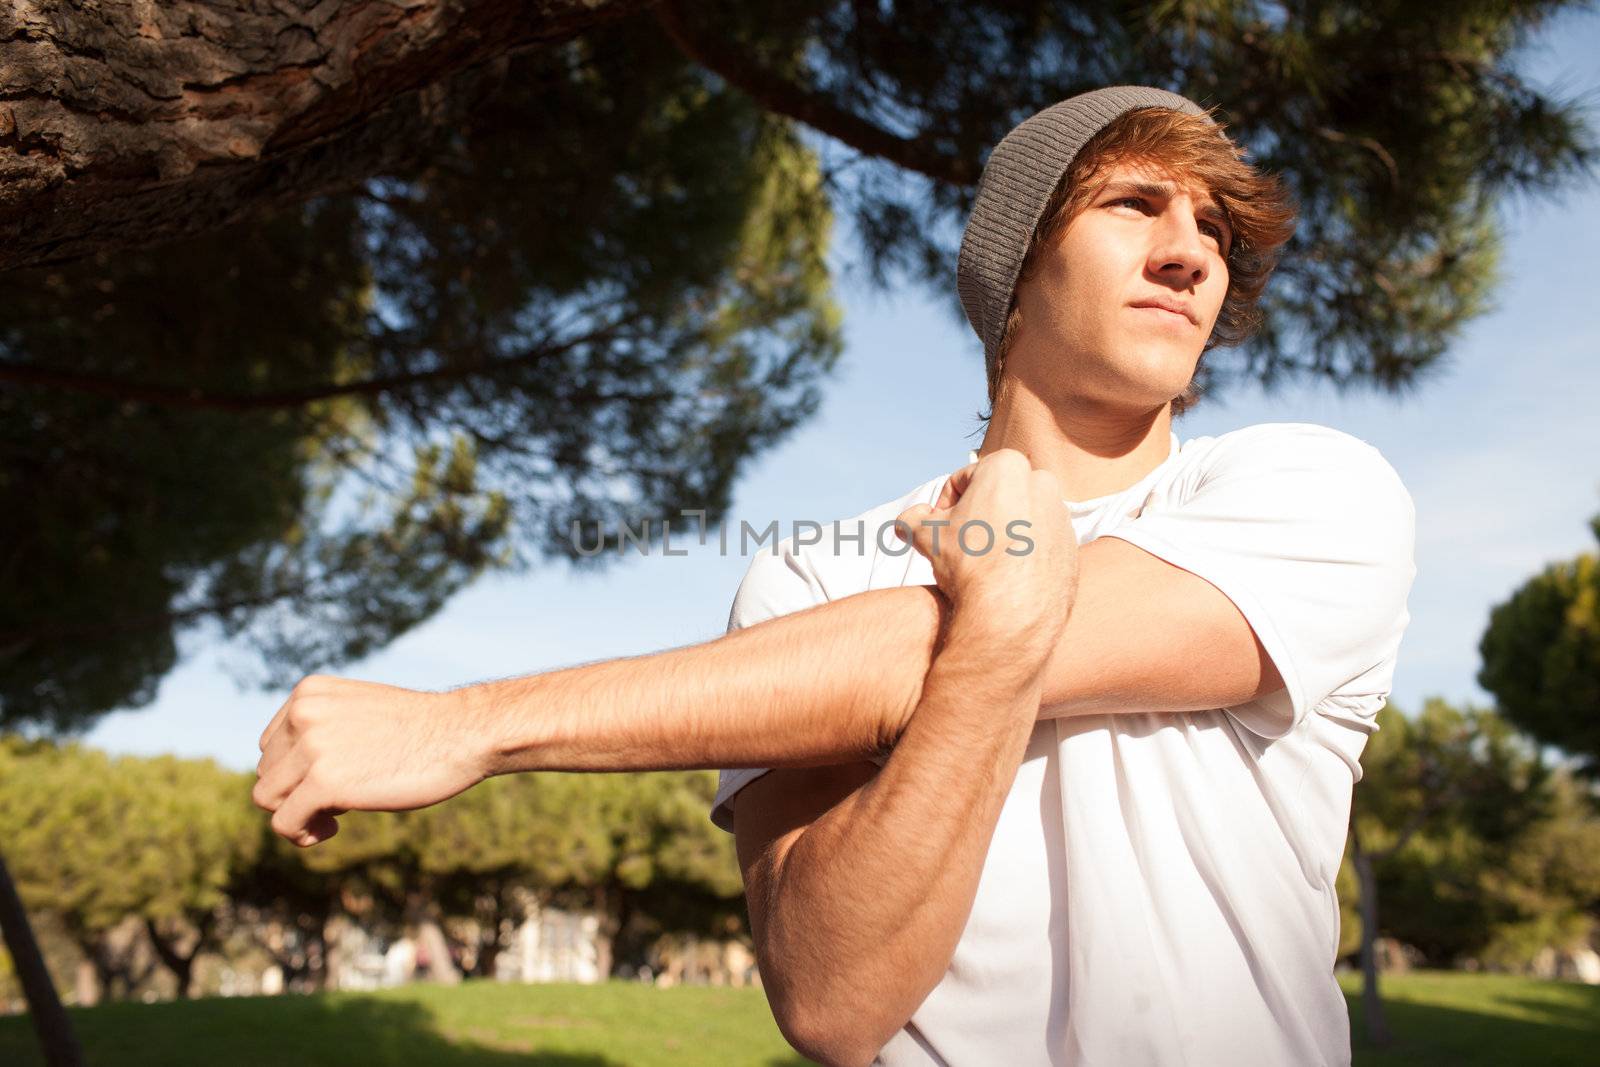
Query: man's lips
xmin=1129 ymin=300 xmax=1198 ymax=325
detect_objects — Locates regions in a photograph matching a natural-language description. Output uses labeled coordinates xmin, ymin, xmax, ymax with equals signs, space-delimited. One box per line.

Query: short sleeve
xmin=1101 ymin=423 xmax=1417 ymax=740
xmin=709 ymin=542 xmax=827 ymax=832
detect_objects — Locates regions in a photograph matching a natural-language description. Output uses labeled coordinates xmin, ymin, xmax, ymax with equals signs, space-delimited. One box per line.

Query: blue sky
xmin=86 ymin=13 xmax=1600 ymax=772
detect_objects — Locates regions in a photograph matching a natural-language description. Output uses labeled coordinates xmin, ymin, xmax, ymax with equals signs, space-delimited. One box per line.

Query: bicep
xmin=1039 ymin=535 xmax=1285 ymax=718
xmin=732 ymin=761 xmax=882 ymax=946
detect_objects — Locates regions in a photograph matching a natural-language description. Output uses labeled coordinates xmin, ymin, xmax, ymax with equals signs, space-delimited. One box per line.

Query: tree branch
xmin=652 ymin=1 xmax=979 ymax=187
xmin=142 ymin=915 xmax=211 ymax=986
xmin=0 ymin=581 xmax=325 ymax=654
xmin=0 ymin=305 xmax=657 ymax=411
xmin=1314 ymin=125 xmax=1400 ymax=191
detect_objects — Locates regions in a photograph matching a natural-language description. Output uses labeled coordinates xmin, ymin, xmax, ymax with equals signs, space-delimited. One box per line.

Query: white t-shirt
xmin=710 ymin=422 xmax=1417 ymax=1067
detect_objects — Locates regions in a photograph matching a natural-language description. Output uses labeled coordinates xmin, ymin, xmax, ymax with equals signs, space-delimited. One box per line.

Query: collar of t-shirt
xmin=965 ymin=430 xmax=1181 ymax=518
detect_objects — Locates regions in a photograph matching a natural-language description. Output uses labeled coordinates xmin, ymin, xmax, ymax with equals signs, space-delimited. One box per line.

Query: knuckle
xmin=293 ymin=674 xmax=329 ymax=698
xmin=286 ymin=697 xmax=321 ymax=729
xmin=988 ymin=447 xmax=1027 ymax=469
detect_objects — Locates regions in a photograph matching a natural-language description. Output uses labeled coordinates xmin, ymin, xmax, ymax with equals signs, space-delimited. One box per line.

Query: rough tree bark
xmin=0 ymin=0 xmax=657 ymax=272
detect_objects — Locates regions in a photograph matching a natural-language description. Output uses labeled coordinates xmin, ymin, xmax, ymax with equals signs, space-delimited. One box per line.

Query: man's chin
xmin=1113 ymin=352 xmax=1201 ymax=399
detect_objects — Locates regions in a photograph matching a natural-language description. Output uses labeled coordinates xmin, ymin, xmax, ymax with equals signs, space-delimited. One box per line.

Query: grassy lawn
xmin=1340 ymin=969 xmax=1600 ymax=1066
xmin=1 ymin=971 xmax=1595 ymax=1065
xmin=0 ymin=980 xmax=812 ymax=1067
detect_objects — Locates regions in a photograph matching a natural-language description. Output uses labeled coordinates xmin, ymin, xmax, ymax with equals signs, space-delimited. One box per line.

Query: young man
xmin=254 ymin=86 xmax=1416 ymax=1066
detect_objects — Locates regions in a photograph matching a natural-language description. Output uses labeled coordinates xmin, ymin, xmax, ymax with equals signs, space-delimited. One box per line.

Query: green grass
xmin=0 ymin=980 xmax=813 ymax=1067
xmin=1340 ymin=970 xmax=1600 ymax=1066
xmin=1 ymin=971 xmax=1596 ymax=1065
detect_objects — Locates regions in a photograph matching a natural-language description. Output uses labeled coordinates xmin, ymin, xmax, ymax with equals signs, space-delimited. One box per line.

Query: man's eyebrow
xmin=1102 ymin=179 xmax=1231 ymax=227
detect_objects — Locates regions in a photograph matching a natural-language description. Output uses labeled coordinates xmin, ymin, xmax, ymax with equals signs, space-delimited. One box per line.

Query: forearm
xmin=475 ymin=585 xmax=946 ymax=775
xmin=759 ymin=611 xmax=1045 ymax=1066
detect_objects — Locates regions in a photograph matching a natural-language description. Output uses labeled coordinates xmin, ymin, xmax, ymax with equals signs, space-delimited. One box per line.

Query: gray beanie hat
xmin=956 ymin=85 xmax=1215 ymax=384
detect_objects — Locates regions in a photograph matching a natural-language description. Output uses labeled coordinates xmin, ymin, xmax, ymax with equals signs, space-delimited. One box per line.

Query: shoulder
xmin=1136 ymin=422 xmax=1415 ymax=568
xmin=1210 ymin=420 xmax=1394 ymax=462
xmin=1204 ymin=420 xmax=1388 ymax=461
xmin=1191 ymin=422 xmax=1411 ymax=507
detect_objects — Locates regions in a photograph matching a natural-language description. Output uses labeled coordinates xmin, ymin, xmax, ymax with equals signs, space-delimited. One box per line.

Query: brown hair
xmin=984 ymin=105 xmax=1299 ymax=419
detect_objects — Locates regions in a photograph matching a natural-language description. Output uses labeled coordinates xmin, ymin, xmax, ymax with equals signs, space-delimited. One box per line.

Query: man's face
xmin=1009 ymin=159 xmax=1232 ymax=412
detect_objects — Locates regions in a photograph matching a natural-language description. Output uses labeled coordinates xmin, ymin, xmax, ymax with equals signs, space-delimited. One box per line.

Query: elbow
xmin=778 ymin=1005 xmax=886 ymax=1067
xmin=767 ymin=975 xmax=895 ymax=1066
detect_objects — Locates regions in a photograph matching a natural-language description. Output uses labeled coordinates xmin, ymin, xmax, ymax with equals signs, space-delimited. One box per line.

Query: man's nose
xmin=1147 ymin=206 xmax=1210 ymax=286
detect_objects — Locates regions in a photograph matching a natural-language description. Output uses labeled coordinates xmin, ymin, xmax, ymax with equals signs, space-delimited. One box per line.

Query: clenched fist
xmin=896 ymin=448 xmax=1079 ymax=659
xmin=253 ymin=675 xmax=490 ymax=847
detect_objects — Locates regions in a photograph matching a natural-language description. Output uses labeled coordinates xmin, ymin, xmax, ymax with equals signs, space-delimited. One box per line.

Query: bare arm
xmin=470 ymin=532 xmax=1278 ymax=769
xmin=479 ymin=583 xmax=944 ymax=774
xmin=740 ymin=608 xmax=1048 ymax=1066
xmin=251 ymin=583 xmax=947 ymax=844
xmin=254 ymin=460 xmax=1278 ymax=844
xmin=734 ymin=451 xmax=1075 ymax=1065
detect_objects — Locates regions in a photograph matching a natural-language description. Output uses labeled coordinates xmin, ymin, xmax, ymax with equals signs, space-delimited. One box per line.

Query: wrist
xmin=454 ymin=676 xmax=548 ymax=779
xmin=930 ymin=609 xmax=1053 ymax=701
xmin=944 ymin=596 xmax=1063 ymax=667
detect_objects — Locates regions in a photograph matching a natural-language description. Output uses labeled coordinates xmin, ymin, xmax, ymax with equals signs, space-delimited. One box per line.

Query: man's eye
xmin=1198 ymin=220 xmax=1232 ymax=253
xmin=1112 ymin=197 xmax=1230 ymax=252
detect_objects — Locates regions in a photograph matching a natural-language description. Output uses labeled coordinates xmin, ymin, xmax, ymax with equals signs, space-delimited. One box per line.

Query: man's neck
xmin=976 ymin=379 xmax=1175 ymax=503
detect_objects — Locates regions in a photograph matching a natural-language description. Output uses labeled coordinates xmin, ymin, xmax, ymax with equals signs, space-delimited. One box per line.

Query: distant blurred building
xmin=495 ymin=905 xmax=604 ymax=984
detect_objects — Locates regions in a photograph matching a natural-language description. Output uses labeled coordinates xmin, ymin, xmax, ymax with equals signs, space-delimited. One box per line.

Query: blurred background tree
xmin=0 ymin=742 xmax=743 ymax=1002
xmin=0 ymin=741 xmax=261 ymax=1001
xmin=1344 ymin=698 xmax=1600 ymax=1045
xmin=2 ymin=19 xmax=842 ymax=730
xmin=1479 ymin=510 xmax=1600 ymax=779
xmin=230 ymin=805 xmax=411 ymax=994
